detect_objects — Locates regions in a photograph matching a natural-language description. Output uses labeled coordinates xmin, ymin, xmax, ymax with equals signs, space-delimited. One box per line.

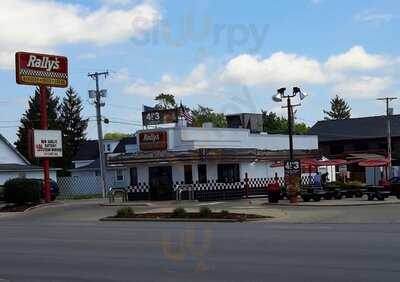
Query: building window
xmin=184 ymin=165 xmax=193 ymax=184
xmin=198 ymin=164 xmax=207 ymax=183
xmin=116 ymin=169 xmax=124 ymax=181
xmin=217 ymin=164 xmax=240 ymax=183
xmin=130 ymin=167 xmax=138 ymax=186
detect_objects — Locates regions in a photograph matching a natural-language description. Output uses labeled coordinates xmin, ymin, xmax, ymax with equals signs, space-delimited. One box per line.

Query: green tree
xmin=191 ymin=105 xmax=227 ymax=128
xmin=104 ymin=132 xmax=130 ymax=140
xmin=154 ymin=93 xmax=176 ymax=109
xmin=323 ymin=95 xmax=351 ymax=120
xmin=60 ymin=87 xmax=88 ymax=172
xmin=15 ymin=87 xmax=61 ymax=165
xmin=262 ymin=111 xmax=309 ymax=134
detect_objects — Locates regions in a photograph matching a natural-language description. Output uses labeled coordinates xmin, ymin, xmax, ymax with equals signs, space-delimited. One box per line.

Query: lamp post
xmin=272 ymin=87 xmax=308 ymax=203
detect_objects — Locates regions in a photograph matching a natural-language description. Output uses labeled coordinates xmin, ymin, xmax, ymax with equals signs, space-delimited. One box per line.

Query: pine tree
xmin=323 ymin=95 xmax=351 ymax=120
xmin=60 ymin=87 xmax=88 ymax=172
xmin=15 ymin=87 xmax=61 ymax=165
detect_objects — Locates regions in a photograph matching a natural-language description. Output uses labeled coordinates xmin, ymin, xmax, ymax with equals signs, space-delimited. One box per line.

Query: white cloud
xmin=354 ymin=10 xmax=396 ymax=23
xmin=0 ymin=0 xmax=161 ymax=69
xmin=102 ymin=0 xmax=133 ymax=6
xmin=220 ymin=52 xmax=326 ymax=86
xmin=325 ymin=46 xmax=390 ymax=71
xmin=333 ymin=76 xmax=393 ymax=99
xmin=124 ymin=64 xmax=210 ymax=97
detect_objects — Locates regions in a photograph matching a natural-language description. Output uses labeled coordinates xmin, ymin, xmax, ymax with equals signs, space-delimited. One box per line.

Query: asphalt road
xmin=0 ymin=202 xmax=400 ymax=281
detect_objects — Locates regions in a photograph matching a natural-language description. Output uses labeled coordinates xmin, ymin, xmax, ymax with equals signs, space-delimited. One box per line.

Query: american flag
xmin=180 ymin=103 xmax=193 ymax=125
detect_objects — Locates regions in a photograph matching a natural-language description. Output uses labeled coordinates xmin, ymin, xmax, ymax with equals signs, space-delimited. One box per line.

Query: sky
xmin=0 ymin=0 xmax=399 ymax=142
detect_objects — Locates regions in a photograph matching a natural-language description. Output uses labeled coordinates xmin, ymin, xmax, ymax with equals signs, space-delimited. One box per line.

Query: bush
xmin=199 ymin=206 xmax=212 ymax=218
xmin=116 ymin=207 xmax=134 ymax=217
xmin=4 ymin=178 xmax=41 ymax=205
xmin=172 ymin=207 xmax=187 ymax=218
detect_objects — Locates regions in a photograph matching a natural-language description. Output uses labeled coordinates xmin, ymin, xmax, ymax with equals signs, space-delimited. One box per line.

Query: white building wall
xmin=136 ymin=127 xmax=319 ymax=152
xmin=206 ymin=162 xmax=218 ymax=181
xmin=0 ymin=139 xmax=26 ymax=165
xmin=172 ymin=165 xmax=185 ymax=184
xmin=240 ymin=162 xmax=268 ymax=179
xmin=137 ymin=166 xmax=148 ymax=184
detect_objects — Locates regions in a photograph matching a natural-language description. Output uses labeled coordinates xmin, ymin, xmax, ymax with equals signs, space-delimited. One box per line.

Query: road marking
xmin=196 ymin=202 xmax=224 ymax=206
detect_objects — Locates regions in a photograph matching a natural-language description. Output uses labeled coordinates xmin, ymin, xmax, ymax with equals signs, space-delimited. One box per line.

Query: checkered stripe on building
xmin=193 ymin=182 xmax=243 ymax=191
xmin=127 ymin=183 xmax=149 ymax=193
xmin=20 ymin=68 xmax=68 ymax=79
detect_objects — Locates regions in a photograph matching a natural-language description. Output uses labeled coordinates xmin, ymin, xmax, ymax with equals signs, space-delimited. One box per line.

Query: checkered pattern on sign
xmin=20 ymin=68 xmax=68 ymax=79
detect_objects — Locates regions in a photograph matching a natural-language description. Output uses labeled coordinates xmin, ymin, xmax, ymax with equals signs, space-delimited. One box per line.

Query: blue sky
xmin=0 ymin=0 xmax=399 ymax=142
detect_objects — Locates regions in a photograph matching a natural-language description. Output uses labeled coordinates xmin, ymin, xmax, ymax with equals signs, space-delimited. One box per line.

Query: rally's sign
xmin=142 ymin=109 xmax=178 ymax=126
xmin=15 ymin=52 xmax=68 ymax=88
xmin=33 ymin=130 xmax=63 ymax=158
xmin=139 ymin=131 xmax=167 ymax=151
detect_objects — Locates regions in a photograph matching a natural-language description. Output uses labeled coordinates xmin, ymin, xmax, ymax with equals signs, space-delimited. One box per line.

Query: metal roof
xmin=309 ymin=115 xmax=400 ymax=142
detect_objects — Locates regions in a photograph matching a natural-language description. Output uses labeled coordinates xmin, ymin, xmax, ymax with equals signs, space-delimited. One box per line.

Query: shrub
xmin=220 ymin=210 xmax=230 ymax=217
xmin=199 ymin=206 xmax=212 ymax=218
xmin=172 ymin=207 xmax=187 ymax=218
xmin=4 ymin=178 xmax=41 ymax=205
xmin=116 ymin=207 xmax=134 ymax=217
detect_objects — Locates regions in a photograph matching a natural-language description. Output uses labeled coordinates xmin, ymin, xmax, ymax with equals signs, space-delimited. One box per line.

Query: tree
xmin=15 ymin=87 xmax=61 ymax=165
xmin=262 ymin=111 xmax=309 ymax=134
xmin=323 ymin=95 xmax=351 ymax=120
xmin=60 ymin=87 xmax=88 ymax=172
xmin=104 ymin=132 xmax=130 ymax=140
xmin=191 ymin=105 xmax=227 ymax=128
xmin=154 ymin=93 xmax=176 ymax=109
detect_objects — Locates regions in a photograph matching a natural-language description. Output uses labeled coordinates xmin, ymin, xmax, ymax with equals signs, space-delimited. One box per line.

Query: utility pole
xmin=377 ymin=97 xmax=397 ymax=179
xmin=88 ymin=71 xmax=109 ymax=198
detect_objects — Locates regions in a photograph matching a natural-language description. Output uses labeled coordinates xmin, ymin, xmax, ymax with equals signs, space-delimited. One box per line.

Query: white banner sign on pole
xmin=34 ymin=130 xmax=63 ymax=158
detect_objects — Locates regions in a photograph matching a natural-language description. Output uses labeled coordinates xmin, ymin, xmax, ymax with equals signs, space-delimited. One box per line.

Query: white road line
xmin=196 ymin=202 xmax=224 ymax=206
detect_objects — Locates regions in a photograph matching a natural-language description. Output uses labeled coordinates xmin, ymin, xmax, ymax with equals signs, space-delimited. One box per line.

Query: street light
xmin=272 ymin=87 xmax=308 ymax=203
xmin=272 ymin=87 xmax=308 ymax=161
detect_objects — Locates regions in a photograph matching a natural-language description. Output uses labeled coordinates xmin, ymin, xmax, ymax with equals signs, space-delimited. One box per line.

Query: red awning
xmin=358 ymin=159 xmax=389 ymax=167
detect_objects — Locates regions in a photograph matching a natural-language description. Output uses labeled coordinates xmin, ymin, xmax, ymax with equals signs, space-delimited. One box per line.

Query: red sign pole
xmin=39 ymin=86 xmax=51 ymax=203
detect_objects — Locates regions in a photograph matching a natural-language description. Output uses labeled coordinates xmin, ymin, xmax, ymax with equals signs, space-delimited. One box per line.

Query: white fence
xmin=58 ymin=176 xmax=103 ymax=198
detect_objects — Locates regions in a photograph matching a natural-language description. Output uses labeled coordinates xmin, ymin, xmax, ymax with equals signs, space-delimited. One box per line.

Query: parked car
xmin=384 ymin=177 xmax=400 ymax=199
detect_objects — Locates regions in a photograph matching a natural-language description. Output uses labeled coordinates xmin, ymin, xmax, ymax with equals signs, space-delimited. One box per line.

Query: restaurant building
xmin=107 ymin=119 xmax=319 ymax=200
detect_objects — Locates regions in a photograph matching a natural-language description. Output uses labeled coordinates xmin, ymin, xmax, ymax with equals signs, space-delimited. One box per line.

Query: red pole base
xmin=43 ymin=159 xmax=51 ymax=203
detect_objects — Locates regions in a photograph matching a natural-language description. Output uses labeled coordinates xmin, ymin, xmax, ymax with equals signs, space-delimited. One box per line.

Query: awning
xmin=358 ymin=159 xmax=389 ymax=167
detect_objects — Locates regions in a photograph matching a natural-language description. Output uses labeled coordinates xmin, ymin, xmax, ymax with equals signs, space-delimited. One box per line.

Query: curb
xmin=24 ymin=202 xmax=62 ymax=212
xmin=99 ymin=217 xmax=270 ymax=223
xmin=264 ymin=201 xmax=400 ymax=207
xmin=101 ymin=203 xmax=152 ymax=207
xmin=100 ymin=217 xmax=242 ymax=222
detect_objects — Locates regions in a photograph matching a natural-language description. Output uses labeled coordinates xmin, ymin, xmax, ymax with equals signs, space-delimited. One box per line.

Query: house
xmin=0 ymin=134 xmax=57 ymax=184
xmin=69 ymin=137 xmax=136 ymax=188
xmin=107 ymin=121 xmax=319 ymax=200
xmin=309 ymin=115 xmax=400 ymax=183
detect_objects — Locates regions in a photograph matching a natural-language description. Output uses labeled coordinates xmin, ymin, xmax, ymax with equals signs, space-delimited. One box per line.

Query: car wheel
xmin=302 ymin=195 xmax=310 ymax=202
xmin=313 ymin=195 xmax=321 ymax=202
xmin=334 ymin=193 xmax=342 ymax=200
xmin=376 ymin=193 xmax=385 ymax=201
xmin=324 ymin=194 xmax=332 ymax=200
xmin=367 ymin=194 xmax=374 ymax=201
